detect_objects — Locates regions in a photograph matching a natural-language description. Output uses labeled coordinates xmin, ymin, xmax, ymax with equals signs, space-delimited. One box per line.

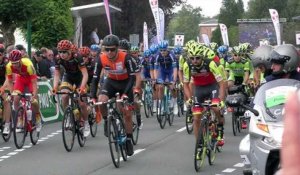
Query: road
xmin=0 ymin=111 xmax=248 ymax=175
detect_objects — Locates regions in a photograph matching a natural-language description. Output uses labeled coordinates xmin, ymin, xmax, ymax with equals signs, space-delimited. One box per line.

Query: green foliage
xmin=22 ymin=0 xmax=74 ymax=48
xmin=211 ymin=28 xmax=221 ymax=45
xmin=166 ymin=4 xmax=202 ymax=45
xmin=219 ymin=0 xmax=244 ymax=28
xmin=246 ymin=0 xmax=287 ymax=18
xmin=228 ymin=26 xmax=239 ymax=46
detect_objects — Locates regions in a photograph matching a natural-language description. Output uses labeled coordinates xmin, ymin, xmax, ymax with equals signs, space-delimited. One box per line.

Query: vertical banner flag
xmin=174 ymin=34 xmax=184 ymax=46
xmin=296 ymin=32 xmax=300 ymax=45
xmin=104 ymin=0 xmax=112 ymax=34
xmin=143 ymin=22 xmax=149 ymax=50
xmin=202 ymin=34 xmax=210 ymax=46
xmin=159 ymin=8 xmax=165 ymax=41
xmin=269 ymin=9 xmax=281 ymax=45
xmin=219 ymin=23 xmax=229 ymax=46
xmin=149 ymin=0 xmax=161 ymax=42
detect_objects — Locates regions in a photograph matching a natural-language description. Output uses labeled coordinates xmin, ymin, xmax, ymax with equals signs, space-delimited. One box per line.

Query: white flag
xmin=159 ymin=8 xmax=165 ymax=41
xmin=296 ymin=33 xmax=300 ymax=45
xmin=269 ymin=9 xmax=281 ymax=45
xmin=202 ymin=34 xmax=210 ymax=46
xmin=219 ymin=23 xmax=229 ymax=46
xmin=149 ymin=0 xmax=161 ymax=43
xmin=143 ymin=22 xmax=149 ymax=50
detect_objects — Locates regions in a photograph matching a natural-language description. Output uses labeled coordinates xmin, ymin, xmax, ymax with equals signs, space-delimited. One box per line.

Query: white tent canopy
xmin=71 ymin=3 xmax=121 ymax=47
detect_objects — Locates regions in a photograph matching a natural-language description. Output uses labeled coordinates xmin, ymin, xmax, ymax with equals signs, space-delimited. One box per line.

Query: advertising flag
xmin=269 ymin=9 xmax=281 ymax=45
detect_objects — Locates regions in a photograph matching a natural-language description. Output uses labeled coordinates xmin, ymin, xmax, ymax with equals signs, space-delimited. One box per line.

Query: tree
xmin=22 ymin=0 xmax=74 ymax=48
xmin=246 ymin=0 xmax=287 ymax=19
xmin=0 ymin=0 xmax=42 ymax=46
xmin=219 ymin=0 xmax=244 ymax=28
xmin=166 ymin=4 xmax=202 ymax=45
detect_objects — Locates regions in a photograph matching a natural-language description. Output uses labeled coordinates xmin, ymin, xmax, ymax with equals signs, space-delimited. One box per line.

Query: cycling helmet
xmin=251 ymin=45 xmax=273 ymax=69
xmin=204 ymin=47 xmax=216 ymax=59
xmin=209 ymin=42 xmax=218 ymax=52
xmin=231 ymin=46 xmax=241 ymax=54
xmin=78 ymin=47 xmax=90 ymax=57
xmin=130 ymin=46 xmax=139 ymax=52
xmin=149 ymin=44 xmax=159 ymax=54
xmin=217 ymin=45 xmax=228 ymax=54
xmin=9 ymin=50 xmax=22 ymax=63
xmin=119 ymin=39 xmax=131 ymax=51
xmin=70 ymin=44 xmax=78 ymax=53
xmin=57 ymin=40 xmax=72 ymax=51
xmin=159 ymin=40 xmax=169 ymax=49
xmin=270 ymin=44 xmax=300 ymax=74
xmin=102 ymin=34 xmax=119 ymax=47
xmin=173 ymin=46 xmax=182 ymax=55
xmin=185 ymin=40 xmax=196 ymax=48
xmin=90 ymin=44 xmax=100 ymax=52
xmin=144 ymin=50 xmax=151 ymax=57
xmin=188 ymin=43 xmax=203 ymax=57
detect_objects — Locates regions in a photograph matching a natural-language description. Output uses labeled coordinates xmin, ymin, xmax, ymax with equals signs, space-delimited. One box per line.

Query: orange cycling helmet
xmin=9 ymin=50 xmax=22 ymax=63
xmin=57 ymin=40 xmax=72 ymax=51
xmin=79 ymin=47 xmax=90 ymax=57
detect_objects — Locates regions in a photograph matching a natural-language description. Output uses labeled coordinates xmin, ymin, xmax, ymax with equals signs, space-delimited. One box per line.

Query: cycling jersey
xmin=183 ymin=59 xmax=223 ymax=86
xmin=178 ymin=55 xmax=187 ymax=71
xmin=155 ymin=52 xmax=177 ymax=83
xmin=90 ymin=51 xmax=137 ymax=99
xmin=225 ymin=58 xmax=250 ymax=77
xmin=141 ymin=57 xmax=151 ymax=79
xmin=86 ymin=57 xmax=96 ymax=84
xmin=6 ymin=58 xmax=37 ymax=93
xmin=55 ymin=53 xmax=85 ymax=75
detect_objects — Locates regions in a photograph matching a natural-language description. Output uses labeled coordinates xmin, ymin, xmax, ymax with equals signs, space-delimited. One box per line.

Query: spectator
xmin=90 ymin=27 xmax=100 ymax=45
xmin=46 ymin=49 xmax=55 ymax=78
xmin=32 ymin=50 xmax=52 ymax=79
xmin=15 ymin=44 xmax=27 ymax=57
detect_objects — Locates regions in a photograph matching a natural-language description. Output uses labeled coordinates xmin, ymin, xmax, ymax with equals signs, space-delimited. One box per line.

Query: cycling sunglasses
xmin=105 ymin=47 xmax=117 ymax=52
xmin=58 ymin=50 xmax=68 ymax=54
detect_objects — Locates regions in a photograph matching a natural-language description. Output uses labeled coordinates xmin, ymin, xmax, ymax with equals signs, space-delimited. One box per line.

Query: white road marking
xmin=134 ymin=148 xmax=146 ymax=155
xmin=7 ymin=152 xmax=18 ymax=156
xmin=0 ymin=159 xmax=3 ymax=162
xmin=15 ymin=149 xmax=25 ymax=152
xmin=0 ymin=150 xmax=4 ymax=152
xmin=0 ymin=156 xmax=10 ymax=159
xmin=2 ymin=147 xmax=10 ymax=149
xmin=56 ymin=130 xmax=62 ymax=133
xmin=176 ymin=127 xmax=186 ymax=132
xmin=234 ymin=163 xmax=244 ymax=167
xmin=48 ymin=134 xmax=54 ymax=137
xmin=23 ymin=145 xmax=32 ymax=149
xmin=52 ymin=132 xmax=59 ymax=135
xmin=222 ymin=168 xmax=236 ymax=173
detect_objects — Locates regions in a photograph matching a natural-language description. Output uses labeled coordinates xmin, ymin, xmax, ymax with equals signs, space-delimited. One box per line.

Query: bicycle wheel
xmin=143 ymin=91 xmax=150 ymax=118
xmin=158 ymin=98 xmax=167 ymax=129
xmin=89 ymin=110 xmax=98 ymax=137
xmin=208 ymin=123 xmax=217 ymax=165
xmin=13 ymin=106 xmax=27 ymax=149
xmin=177 ymin=90 xmax=184 ymax=117
xmin=118 ymin=117 xmax=128 ymax=162
xmin=108 ymin=116 xmax=120 ymax=168
xmin=77 ymin=120 xmax=86 ymax=147
xmin=194 ymin=121 xmax=207 ymax=172
xmin=232 ymin=112 xmax=238 ymax=136
xmin=30 ymin=114 xmax=40 ymax=145
xmin=131 ymin=112 xmax=139 ymax=145
xmin=62 ymin=107 xmax=75 ymax=152
xmin=185 ymin=108 xmax=193 ymax=134
xmin=168 ymin=109 xmax=174 ymax=126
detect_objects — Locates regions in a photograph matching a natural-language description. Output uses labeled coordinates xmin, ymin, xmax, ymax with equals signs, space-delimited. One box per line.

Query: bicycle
xmin=226 ymin=85 xmax=251 ymax=136
xmin=93 ymin=94 xmax=128 ymax=168
xmin=176 ymin=83 xmax=185 ymax=117
xmin=156 ymin=82 xmax=175 ymax=129
xmin=132 ymin=93 xmax=142 ymax=145
xmin=185 ymin=104 xmax=193 ymax=134
xmin=12 ymin=92 xmax=40 ymax=149
xmin=0 ymin=90 xmax=13 ymax=142
xmin=53 ymin=91 xmax=86 ymax=152
xmin=194 ymin=99 xmax=219 ymax=172
xmin=142 ymin=79 xmax=154 ymax=118
xmin=87 ymin=97 xmax=98 ymax=137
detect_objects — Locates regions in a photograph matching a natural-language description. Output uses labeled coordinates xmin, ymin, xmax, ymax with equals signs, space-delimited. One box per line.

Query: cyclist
xmin=3 ymin=50 xmax=42 ymax=132
xmin=90 ymin=44 xmax=101 ymax=59
xmin=182 ymin=43 xmax=226 ymax=146
xmin=149 ymin=44 xmax=159 ymax=112
xmin=226 ymin=46 xmax=250 ymax=88
xmin=119 ymin=39 xmax=131 ymax=53
xmin=90 ymin=34 xmax=137 ymax=156
xmin=52 ymin=40 xmax=90 ymax=137
xmin=0 ymin=44 xmax=12 ymax=134
xmin=130 ymin=46 xmax=143 ymax=129
xmin=154 ymin=40 xmax=178 ymax=115
xmin=78 ymin=46 xmax=95 ymax=86
xmin=265 ymin=44 xmax=300 ymax=82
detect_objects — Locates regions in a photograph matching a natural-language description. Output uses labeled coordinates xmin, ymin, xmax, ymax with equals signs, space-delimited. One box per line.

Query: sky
xmin=178 ymin=0 xmax=250 ymax=17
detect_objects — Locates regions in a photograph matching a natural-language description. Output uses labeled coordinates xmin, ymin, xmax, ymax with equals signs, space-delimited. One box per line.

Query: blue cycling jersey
xmin=141 ymin=57 xmax=151 ymax=78
xmin=154 ymin=52 xmax=177 ymax=70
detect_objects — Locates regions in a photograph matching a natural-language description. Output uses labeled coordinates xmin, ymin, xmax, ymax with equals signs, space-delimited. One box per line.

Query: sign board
xmin=174 ymin=34 xmax=184 ymax=46
xmin=130 ymin=34 xmax=139 ymax=47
